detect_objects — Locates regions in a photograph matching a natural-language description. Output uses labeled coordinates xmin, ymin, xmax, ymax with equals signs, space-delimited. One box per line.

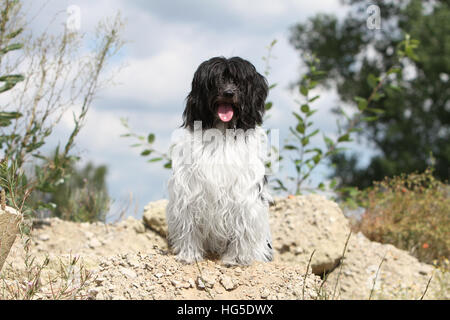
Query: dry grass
xmin=353 ymin=167 xmax=450 ymax=269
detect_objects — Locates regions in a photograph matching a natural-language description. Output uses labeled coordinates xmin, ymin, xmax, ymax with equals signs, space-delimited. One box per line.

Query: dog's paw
xmin=174 ymin=253 xmax=204 ymax=265
xmin=220 ymin=258 xmax=239 ymax=267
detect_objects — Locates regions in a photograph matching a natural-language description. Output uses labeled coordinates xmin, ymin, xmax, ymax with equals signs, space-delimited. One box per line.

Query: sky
xmin=16 ymin=0 xmax=379 ymax=221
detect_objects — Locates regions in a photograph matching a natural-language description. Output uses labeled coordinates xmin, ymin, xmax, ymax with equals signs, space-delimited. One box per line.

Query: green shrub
xmin=353 ymin=167 xmax=450 ymax=267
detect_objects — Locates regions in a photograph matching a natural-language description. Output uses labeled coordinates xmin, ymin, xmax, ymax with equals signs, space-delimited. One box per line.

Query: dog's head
xmin=182 ymin=56 xmax=269 ymax=130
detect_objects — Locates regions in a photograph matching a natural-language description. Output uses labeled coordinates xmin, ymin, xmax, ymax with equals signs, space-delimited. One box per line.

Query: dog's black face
xmin=182 ymin=56 xmax=269 ymax=131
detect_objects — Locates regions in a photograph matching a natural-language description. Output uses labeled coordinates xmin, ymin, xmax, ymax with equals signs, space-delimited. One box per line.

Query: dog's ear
xmin=253 ymin=72 xmax=269 ymax=119
xmin=182 ymin=93 xmax=199 ymax=130
xmin=183 ymin=59 xmax=221 ymax=130
xmin=239 ymin=68 xmax=269 ymax=129
xmin=182 ymin=90 xmax=215 ymax=130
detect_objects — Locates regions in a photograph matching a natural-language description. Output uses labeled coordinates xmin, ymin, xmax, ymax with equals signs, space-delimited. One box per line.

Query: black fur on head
xmin=182 ymin=56 xmax=269 ymax=131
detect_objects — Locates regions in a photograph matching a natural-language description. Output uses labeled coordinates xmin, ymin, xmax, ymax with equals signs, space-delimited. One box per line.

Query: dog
xmin=166 ymin=56 xmax=273 ymax=265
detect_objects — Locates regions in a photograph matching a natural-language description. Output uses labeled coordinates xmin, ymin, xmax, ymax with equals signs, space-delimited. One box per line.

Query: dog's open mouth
xmin=217 ymin=103 xmax=234 ymax=122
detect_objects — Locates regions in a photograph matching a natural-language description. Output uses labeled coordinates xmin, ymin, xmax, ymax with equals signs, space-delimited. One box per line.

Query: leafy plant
xmin=0 ymin=0 xmax=124 ymax=221
xmin=120 ymin=117 xmax=172 ymax=169
xmin=29 ymin=160 xmax=111 ymax=222
xmin=276 ymin=33 xmax=419 ymax=195
xmin=352 ymin=165 xmax=450 ymax=267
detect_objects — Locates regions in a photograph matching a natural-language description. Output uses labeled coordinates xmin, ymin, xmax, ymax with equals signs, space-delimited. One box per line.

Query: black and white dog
xmin=166 ymin=57 xmax=273 ymax=265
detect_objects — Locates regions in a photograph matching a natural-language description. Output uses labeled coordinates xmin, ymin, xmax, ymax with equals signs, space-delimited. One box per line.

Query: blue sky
xmin=21 ymin=0 xmax=379 ymax=220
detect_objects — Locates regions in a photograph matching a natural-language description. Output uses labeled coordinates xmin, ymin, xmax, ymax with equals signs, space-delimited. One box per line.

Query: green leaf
xmin=300 ymin=85 xmax=309 ymax=96
xmin=354 ymin=96 xmax=368 ymax=111
xmin=387 ymin=67 xmax=401 ymax=75
xmin=284 ymin=145 xmax=298 ymax=151
xmin=0 ymin=74 xmax=24 ymax=83
xmin=362 ymin=116 xmax=379 ymax=122
xmin=323 ymin=135 xmax=334 ymax=148
xmin=147 ymin=133 xmax=155 ymax=144
xmin=337 ymin=134 xmax=350 ymax=142
xmin=388 ymin=84 xmax=402 ymax=92
xmin=265 ymin=102 xmax=273 ymax=110
xmin=6 ymin=28 xmax=23 ymax=40
xmin=313 ymin=154 xmax=321 ymax=164
xmin=405 ymin=46 xmax=419 ymax=61
xmin=367 ymin=73 xmax=379 ymax=89
xmin=301 ymin=104 xmax=310 ymax=113
xmin=308 ymin=95 xmax=320 ymax=103
xmin=301 ymin=137 xmax=309 ymax=146
xmin=307 ymin=129 xmax=320 ymax=139
xmin=312 ymin=70 xmax=326 ymax=77
xmin=296 ymin=123 xmax=305 ymax=134
xmin=163 ymin=162 xmax=172 ymax=169
xmin=141 ymin=149 xmax=152 ymax=156
xmin=0 ymin=43 xmax=23 ymax=54
xmin=0 ymin=111 xmax=22 ymax=120
xmin=273 ymin=179 xmax=288 ymax=192
xmin=305 ymin=148 xmax=322 ymax=155
xmin=308 ymin=80 xmax=318 ymax=89
xmin=148 ymin=157 xmax=163 ymax=163
xmin=306 ymin=109 xmax=318 ymax=117
xmin=371 ymin=92 xmax=385 ymax=102
xmin=292 ymin=112 xmax=304 ymax=123
xmin=367 ymin=107 xmax=384 ymax=114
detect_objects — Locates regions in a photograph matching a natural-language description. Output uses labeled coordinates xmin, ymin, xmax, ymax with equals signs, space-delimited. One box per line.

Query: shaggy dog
xmin=166 ymin=56 xmax=273 ymax=265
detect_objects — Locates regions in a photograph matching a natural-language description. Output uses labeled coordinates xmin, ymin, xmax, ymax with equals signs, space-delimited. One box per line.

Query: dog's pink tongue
xmin=217 ymin=104 xmax=234 ymax=122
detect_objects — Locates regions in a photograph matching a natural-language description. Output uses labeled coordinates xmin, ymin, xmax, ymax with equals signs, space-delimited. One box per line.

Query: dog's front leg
xmin=220 ymin=203 xmax=273 ymax=266
xmin=166 ymin=201 xmax=205 ymax=264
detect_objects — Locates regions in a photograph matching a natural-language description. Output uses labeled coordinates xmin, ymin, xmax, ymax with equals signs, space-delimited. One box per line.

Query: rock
xmin=270 ymin=194 xmax=351 ymax=275
xmin=260 ymin=288 xmax=270 ymax=299
xmin=0 ymin=205 xmax=22 ymax=272
xmin=119 ymin=267 xmax=137 ymax=279
xmin=95 ymin=277 xmax=107 ymax=286
xmin=120 ymin=217 xmax=146 ymax=234
xmin=196 ymin=277 xmax=205 ymax=289
xmin=201 ymin=272 xmax=216 ymax=288
xmin=88 ymin=238 xmax=102 ymax=249
xmin=220 ymin=275 xmax=237 ymax=291
xmin=142 ymin=199 xmax=168 ymax=237
xmin=325 ymin=232 xmax=449 ymax=299
xmin=38 ymin=234 xmax=50 ymax=242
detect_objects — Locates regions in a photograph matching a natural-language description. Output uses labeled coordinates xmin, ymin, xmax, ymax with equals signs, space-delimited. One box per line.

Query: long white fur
xmin=166 ymin=124 xmax=273 ymax=265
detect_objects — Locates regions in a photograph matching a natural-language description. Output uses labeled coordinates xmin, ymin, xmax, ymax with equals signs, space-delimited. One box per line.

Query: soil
xmin=0 ymin=195 xmax=448 ymax=300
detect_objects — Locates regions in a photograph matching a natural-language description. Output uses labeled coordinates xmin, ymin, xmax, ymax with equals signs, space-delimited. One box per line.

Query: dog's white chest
xmin=170 ymin=127 xmax=267 ymax=203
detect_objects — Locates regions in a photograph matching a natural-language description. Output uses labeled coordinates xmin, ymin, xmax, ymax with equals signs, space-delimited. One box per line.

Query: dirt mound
xmin=2 ymin=215 xmax=321 ymax=300
xmin=1 ymin=195 xmax=448 ymax=300
xmin=83 ymin=251 xmax=322 ymax=300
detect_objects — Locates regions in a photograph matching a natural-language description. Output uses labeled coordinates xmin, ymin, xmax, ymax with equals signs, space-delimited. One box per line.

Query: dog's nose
xmin=223 ymin=89 xmax=234 ymax=97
